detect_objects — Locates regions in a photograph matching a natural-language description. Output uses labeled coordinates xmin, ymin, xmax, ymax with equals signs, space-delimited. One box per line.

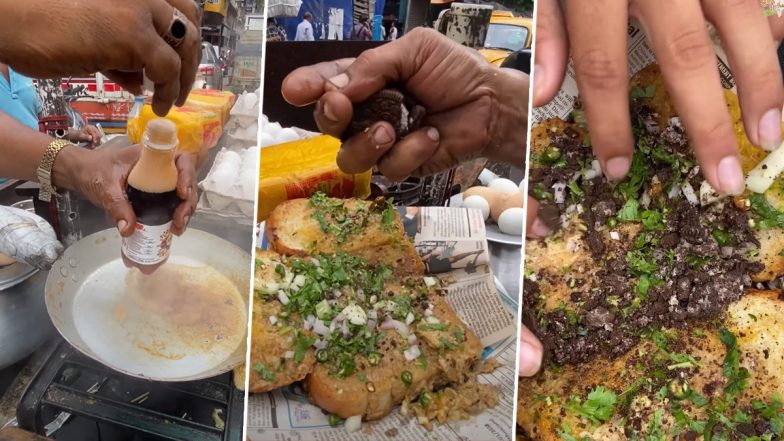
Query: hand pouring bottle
xmin=121 ymin=118 xmax=180 ymax=273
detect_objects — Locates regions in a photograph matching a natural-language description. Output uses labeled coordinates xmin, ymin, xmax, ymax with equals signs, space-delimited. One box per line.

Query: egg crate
xmin=198 ymin=148 xmax=256 ymax=219
xmin=16 ymin=338 xmax=244 ymax=441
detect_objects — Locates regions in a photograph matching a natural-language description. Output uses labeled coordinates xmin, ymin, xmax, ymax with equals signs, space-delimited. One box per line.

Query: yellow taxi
xmin=479 ymin=11 xmax=533 ymax=66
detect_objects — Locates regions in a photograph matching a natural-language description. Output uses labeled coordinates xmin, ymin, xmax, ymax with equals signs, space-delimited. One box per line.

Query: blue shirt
xmin=0 ymin=68 xmax=41 ymax=130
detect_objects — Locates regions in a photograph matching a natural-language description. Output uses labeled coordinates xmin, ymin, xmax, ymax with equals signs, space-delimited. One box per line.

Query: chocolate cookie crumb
xmin=342 ymin=87 xmax=426 ymax=142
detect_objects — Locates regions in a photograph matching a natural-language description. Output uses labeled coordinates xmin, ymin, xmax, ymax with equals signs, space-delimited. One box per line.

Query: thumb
xmin=519 ymin=324 xmax=544 ymax=377
xmin=104 ymin=187 xmax=137 ymax=237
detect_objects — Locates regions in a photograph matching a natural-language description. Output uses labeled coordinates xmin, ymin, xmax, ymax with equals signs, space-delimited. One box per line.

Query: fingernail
xmin=372 ymin=125 xmax=393 ymax=145
xmin=328 ymin=73 xmax=349 ymax=89
xmin=323 ymin=101 xmax=338 ymax=122
xmin=604 ymin=156 xmax=631 ymax=181
xmin=426 ymin=127 xmax=440 ymax=142
xmin=532 ymin=64 xmax=544 ymax=102
xmin=116 ymin=220 xmax=127 ymax=233
xmin=529 ymin=217 xmax=551 ymax=238
xmin=717 ymin=155 xmax=745 ymax=196
xmin=183 ymin=216 xmax=190 ymax=226
xmin=518 ymin=340 xmax=543 ymax=377
xmin=758 ymin=107 xmax=782 ymax=151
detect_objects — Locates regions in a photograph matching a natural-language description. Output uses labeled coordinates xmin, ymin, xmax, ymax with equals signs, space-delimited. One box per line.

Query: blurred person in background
xmin=295 ymin=12 xmax=315 ymax=41
xmin=351 ymin=16 xmax=372 ymax=41
xmin=0 ymin=63 xmax=103 ymax=148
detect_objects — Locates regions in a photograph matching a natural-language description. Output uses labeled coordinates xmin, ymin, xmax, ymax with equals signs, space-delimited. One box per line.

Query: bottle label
xmin=121 ymin=221 xmax=173 ymax=265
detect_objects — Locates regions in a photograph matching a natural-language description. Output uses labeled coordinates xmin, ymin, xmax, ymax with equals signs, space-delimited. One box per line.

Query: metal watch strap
xmin=37 ymin=139 xmax=71 ymax=202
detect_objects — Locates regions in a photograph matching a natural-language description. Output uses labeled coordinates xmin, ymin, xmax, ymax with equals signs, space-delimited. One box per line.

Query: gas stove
xmin=16 ymin=338 xmax=244 ymax=441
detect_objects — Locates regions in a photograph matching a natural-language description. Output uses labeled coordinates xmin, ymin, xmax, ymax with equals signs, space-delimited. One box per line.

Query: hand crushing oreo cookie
xmin=281 ymin=27 xmax=529 ymax=183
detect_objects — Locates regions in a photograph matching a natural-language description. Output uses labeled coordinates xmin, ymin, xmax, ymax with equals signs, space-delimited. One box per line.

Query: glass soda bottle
xmin=121 ymin=118 xmax=180 ymax=273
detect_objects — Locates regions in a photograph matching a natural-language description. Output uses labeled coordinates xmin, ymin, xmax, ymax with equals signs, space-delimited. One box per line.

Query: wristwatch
xmin=37 ymin=139 xmax=71 ymax=202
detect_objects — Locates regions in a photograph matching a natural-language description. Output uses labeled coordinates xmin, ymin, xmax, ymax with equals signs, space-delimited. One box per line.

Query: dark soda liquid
xmin=121 ymin=185 xmax=180 ymax=274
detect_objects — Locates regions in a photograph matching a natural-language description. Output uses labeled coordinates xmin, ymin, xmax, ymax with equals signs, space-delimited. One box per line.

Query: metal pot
xmin=0 ymin=200 xmax=54 ymax=369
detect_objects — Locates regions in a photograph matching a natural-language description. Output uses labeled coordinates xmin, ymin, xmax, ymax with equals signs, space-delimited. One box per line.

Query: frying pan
xmin=45 ymin=228 xmax=251 ymax=382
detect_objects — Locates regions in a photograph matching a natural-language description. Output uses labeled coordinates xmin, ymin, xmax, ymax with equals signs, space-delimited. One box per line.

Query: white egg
xmin=263 ymin=122 xmax=282 ymax=137
xmin=497 ymin=207 xmax=525 ymax=236
xmin=462 ymin=195 xmax=490 ymax=220
xmin=488 ymin=178 xmax=520 ymax=195
xmin=258 ymin=132 xmax=273 ymax=147
xmin=276 ymin=128 xmax=300 ymax=144
xmin=220 ymin=150 xmax=242 ymax=168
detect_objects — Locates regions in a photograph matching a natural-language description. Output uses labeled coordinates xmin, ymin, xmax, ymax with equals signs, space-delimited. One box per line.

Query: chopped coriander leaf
xmin=566 ymin=386 xmax=617 ymax=425
xmin=294 ymin=332 xmax=316 ymax=364
xmin=617 ymin=199 xmax=640 ymax=221
xmin=626 ymin=249 xmax=658 ymax=276
xmin=381 ymin=199 xmax=397 ymax=231
xmin=749 ymin=193 xmax=784 ymax=230
xmin=418 ymin=323 xmax=449 ymax=332
xmin=719 ymin=328 xmax=750 ymax=401
xmin=615 ymin=151 xmax=649 ymax=201
xmin=752 ymin=394 xmax=784 ymax=435
xmin=254 ymin=362 xmax=276 ymax=382
xmin=635 ymin=275 xmax=662 ymax=297
xmin=630 ymin=84 xmax=656 ymax=100
xmin=685 ymin=254 xmax=715 ymax=270
xmin=640 ymin=210 xmax=665 ymax=231
xmin=645 ymin=408 xmax=666 ymax=441
xmin=275 ymin=264 xmax=286 ymax=278
xmin=779 ymin=248 xmax=784 ymax=257
xmin=667 ymin=353 xmax=701 ymax=370
xmin=711 ymin=229 xmax=735 ymax=247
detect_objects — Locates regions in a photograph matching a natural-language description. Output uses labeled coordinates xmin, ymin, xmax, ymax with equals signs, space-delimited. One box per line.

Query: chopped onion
xmin=667 ymin=185 xmax=681 ymax=199
xmin=583 ymin=168 xmax=600 ymax=180
xmin=423 ymin=277 xmax=437 ymax=287
xmin=356 ymin=289 xmax=365 ymax=301
xmin=681 ymin=182 xmax=698 ymax=205
xmin=302 ymin=320 xmax=313 ymax=331
xmin=291 ymin=274 xmax=306 ymax=289
xmin=313 ymin=339 xmax=327 ymax=350
xmin=277 ymin=290 xmax=290 ymax=305
xmin=552 ymin=183 xmax=567 ymax=204
xmin=340 ymin=321 xmax=350 ymax=337
xmin=569 ymin=171 xmax=581 ymax=183
xmin=407 ymin=334 xmax=418 ymax=345
xmin=405 ymin=312 xmax=415 ymax=326
xmin=640 ymin=190 xmax=651 ymax=209
xmin=367 ymin=319 xmax=377 ymax=329
xmin=313 ymin=319 xmax=330 ymax=336
xmin=404 ymin=345 xmax=421 ymax=361
xmin=333 ymin=289 xmax=342 ymax=298
xmin=699 ymin=180 xmax=720 ymax=206
xmin=425 ymin=316 xmax=440 ymax=325
xmin=367 ymin=309 xmax=378 ymax=320
xmin=269 ymin=315 xmax=278 ymax=326
xmin=309 ymin=257 xmax=320 ymax=266
xmin=380 ymin=318 xmax=409 ymax=338
xmin=345 ymin=415 xmax=362 ymax=433
xmin=284 ymin=351 xmax=294 ymax=359
xmin=747 ymin=141 xmax=784 ymax=193
xmin=721 ymin=246 xmax=735 ymax=257
xmin=369 ymin=295 xmax=378 ymax=304
xmin=335 ymin=313 xmax=346 ymax=322
xmin=424 ymin=308 xmax=433 ymax=317
xmin=609 ymin=231 xmax=620 ymax=240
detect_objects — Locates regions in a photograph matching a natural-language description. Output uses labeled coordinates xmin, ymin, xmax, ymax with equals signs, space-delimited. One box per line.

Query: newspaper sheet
xmin=248 ymin=206 xmax=518 ymax=441
xmin=532 ymin=20 xmax=735 ymax=125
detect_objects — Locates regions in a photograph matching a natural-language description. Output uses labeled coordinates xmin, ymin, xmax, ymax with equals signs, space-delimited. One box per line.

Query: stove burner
xmin=17 ymin=339 xmax=243 ymax=441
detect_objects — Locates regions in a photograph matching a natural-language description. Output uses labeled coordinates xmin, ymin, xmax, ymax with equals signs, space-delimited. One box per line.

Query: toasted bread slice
xmin=518 ymin=290 xmax=784 ymax=440
xmin=266 ymin=196 xmax=425 ymax=275
xmin=522 ymin=63 xmax=784 ymax=439
xmin=247 ymin=249 xmax=316 ymax=393
xmin=306 ymin=294 xmax=482 ymax=420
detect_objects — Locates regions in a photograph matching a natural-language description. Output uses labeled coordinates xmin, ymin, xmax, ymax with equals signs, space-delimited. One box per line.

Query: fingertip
xmin=603 ymin=156 xmax=632 ymax=182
